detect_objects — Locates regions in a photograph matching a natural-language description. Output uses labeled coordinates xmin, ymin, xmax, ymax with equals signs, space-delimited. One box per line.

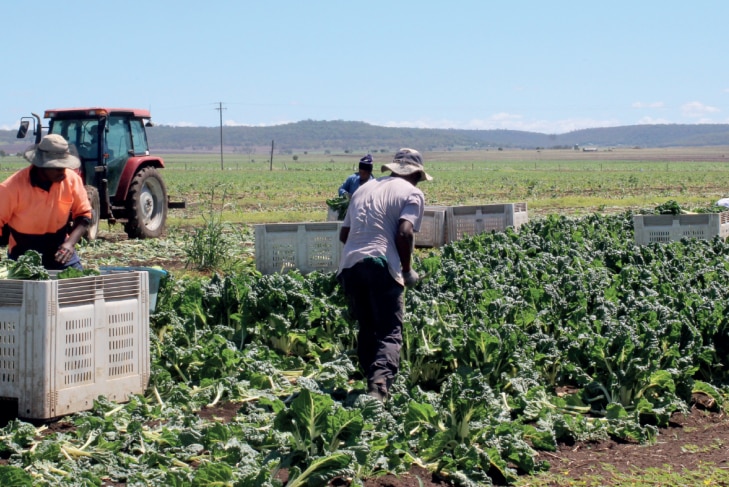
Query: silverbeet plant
xmin=3 ymin=205 xmax=729 ymax=486
xmin=1 ymin=250 xmax=49 ymax=280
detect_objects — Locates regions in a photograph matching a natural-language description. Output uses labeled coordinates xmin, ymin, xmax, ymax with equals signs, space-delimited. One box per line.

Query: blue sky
xmin=2 ymin=1 xmax=727 ymax=134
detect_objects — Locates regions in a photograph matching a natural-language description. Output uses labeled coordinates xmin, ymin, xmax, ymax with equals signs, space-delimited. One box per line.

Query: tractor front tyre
xmin=124 ymin=167 xmax=168 ymax=239
xmin=84 ymin=185 xmax=100 ymax=241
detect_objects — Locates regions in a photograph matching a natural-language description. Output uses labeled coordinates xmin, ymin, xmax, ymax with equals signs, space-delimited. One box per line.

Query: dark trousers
xmin=339 ymin=258 xmax=404 ymax=387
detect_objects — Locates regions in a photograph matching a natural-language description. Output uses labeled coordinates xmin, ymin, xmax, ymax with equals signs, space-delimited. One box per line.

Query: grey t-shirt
xmin=337 ymin=176 xmax=425 ymax=286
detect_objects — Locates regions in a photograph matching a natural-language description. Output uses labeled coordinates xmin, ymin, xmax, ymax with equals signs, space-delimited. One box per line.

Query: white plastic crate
xmin=326 ymin=207 xmax=341 ymax=221
xmin=255 ymin=222 xmax=343 ymax=274
xmin=446 ymin=202 xmax=528 ymax=242
xmin=415 ymin=206 xmax=448 ymax=248
xmin=633 ymin=212 xmax=729 ymax=245
xmin=100 ymin=266 xmax=167 ymax=313
xmin=0 ymin=271 xmax=150 ymax=420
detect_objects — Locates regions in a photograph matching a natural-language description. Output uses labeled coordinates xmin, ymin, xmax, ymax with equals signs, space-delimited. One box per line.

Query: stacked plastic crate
xmin=415 ymin=202 xmax=528 ymax=248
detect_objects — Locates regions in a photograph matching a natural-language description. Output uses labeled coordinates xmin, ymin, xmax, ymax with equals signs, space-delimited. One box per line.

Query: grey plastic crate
xmin=446 ymin=202 xmax=528 ymax=242
xmin=633 ymin=212 xmax=729 ymax=245
xmin=255 ymin=222 xmax=343 ymax=274
xmin=415 ymin=206 xmax=449 ymax=248
xmin=0 ymin=271 xmax=150 ymax=420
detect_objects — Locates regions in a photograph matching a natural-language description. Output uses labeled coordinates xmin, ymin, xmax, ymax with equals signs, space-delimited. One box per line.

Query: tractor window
xmin=49 ymin=119 xmax=99 ymax=185
xmin=105 ymin=116 xmax=132 ymax=197
xmin=106 ymin=116 xmax=132 ymax=158
xmin=78 ymin=122 xmax=99 ymax=160
xmin=130 ymin=119 xmax=149 ymax=155
xmin=49 ymin=120 xmax=84 ymax=155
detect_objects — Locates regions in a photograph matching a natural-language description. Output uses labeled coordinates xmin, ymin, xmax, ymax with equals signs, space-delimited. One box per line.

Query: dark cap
xmin=358 ymin=153 xmax=373 ymax=171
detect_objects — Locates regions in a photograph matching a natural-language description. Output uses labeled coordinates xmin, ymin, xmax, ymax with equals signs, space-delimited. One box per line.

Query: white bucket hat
xmin=24 ymin=134 xmax=81 ymax=169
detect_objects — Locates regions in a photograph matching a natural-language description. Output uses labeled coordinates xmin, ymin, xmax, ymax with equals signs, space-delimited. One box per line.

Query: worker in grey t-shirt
xmin=337 ymin=148 xmax=432 ymax=402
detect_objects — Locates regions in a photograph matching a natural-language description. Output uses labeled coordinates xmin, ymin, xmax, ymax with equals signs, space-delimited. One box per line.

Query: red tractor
xmin=17 ymin=108 xmax=184 ymax=239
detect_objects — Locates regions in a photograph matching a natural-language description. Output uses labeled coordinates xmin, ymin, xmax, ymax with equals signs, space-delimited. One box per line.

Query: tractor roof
xmin=44 ymin=108 xmax=152 ymax=119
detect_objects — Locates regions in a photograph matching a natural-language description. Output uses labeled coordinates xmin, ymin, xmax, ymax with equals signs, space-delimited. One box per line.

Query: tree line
xmin=1 ymin=120 xmax=728 ymax=155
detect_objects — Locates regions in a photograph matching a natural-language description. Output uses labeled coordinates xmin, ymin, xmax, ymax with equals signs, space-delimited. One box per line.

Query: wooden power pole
xmin=215 ymin=102 xmax=226 ymax=170
xmin=269 ymin=140 xmax=274 ymax=171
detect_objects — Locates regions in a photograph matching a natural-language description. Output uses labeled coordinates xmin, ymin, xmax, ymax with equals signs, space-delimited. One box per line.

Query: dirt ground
xmin=530 ymin=406 xmax=729 ymax=485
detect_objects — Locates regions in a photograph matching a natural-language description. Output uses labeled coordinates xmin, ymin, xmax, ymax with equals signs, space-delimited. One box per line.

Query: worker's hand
xmin=342 ymin=191 xmax=350 ymax=200
xmin=402 ymin=269 xmax=419 ymax=287
xmin=55 ymin=243 xmax=74 ymax=265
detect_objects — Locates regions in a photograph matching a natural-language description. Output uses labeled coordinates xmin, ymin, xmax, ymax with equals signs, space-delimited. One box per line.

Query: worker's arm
xmin=339 ymin=226 xmax=350 ymax=244
xmin=395 ymin=219 xmax=414 ymax=272
xmin=55 ymin=216 xmax=90 ymax=265
xmin=338 ymin=180 xmax=350 ymax=197
xmin=56 ymin=172 xmax=93 ymax=264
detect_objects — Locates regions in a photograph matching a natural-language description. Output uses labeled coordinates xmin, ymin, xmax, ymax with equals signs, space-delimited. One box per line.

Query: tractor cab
xmin=17 ymin=108 xmax=184 ymax=239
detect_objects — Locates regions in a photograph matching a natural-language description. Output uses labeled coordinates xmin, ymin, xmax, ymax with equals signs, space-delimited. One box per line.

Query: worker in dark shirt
xmin=338 ymin=154 xmax=374 ymax=198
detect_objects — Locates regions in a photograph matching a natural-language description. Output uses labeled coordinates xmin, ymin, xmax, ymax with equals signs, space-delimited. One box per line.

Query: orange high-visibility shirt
xmin=0 ymin=166 xmax=92 ymax=259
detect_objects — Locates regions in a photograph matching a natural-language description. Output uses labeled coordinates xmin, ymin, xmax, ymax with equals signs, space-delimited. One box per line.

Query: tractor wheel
xmin=84 ymin=185 xmax=100 ymax=241
xmin=124 ymin=166 xmax=168 ymax=239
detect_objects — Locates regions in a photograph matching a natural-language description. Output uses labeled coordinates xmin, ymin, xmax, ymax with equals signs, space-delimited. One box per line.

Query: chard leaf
xmin=7 ymin=250 xmax=49 ymax=280
xmin=0 ymin=465 xmax=33 ymax=486
xmin=274 ymin=389 xmax=333 ymax=455
xmin=191 ymin=461 xmax=234 ymax=485
xmin=285 ymin=452 xmax=353 ymax=487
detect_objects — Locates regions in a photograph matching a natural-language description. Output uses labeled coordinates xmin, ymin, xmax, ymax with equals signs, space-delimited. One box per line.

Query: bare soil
xmin=535 ymin=406 xmax=729 ymax=484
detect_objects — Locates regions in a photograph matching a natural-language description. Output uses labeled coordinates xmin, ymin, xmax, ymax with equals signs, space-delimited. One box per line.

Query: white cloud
xmin=632 ymin=101 xmax=664 ymax=109
xmin=378 ymin=114 xmax=622 ymax=134
xmin=163 ymin=121 xmax=198 ymax=127
xmin=490 ymin=112 xmax=523 ymax=122
xmin=681 ymin=101 xmax=720 ymax=118
xmin=223 ymin=119 xmax=293 ymax=127
xmin=637 ymin=116 xmax=671 ymax=125
xmin=161 ymin=119 xmax=293 ymax=127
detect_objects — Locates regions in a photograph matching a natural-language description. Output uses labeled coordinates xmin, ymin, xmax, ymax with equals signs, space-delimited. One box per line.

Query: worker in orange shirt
xmin=0 ymin=134 xmax=92 ymax=270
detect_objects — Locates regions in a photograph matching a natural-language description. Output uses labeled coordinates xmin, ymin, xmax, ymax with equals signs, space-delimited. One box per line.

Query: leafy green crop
xmin=3 ymin=207 xmax=729 ymax=485
xmin=325 ymin=195 xmax=349 ymax=220
xmin=56 ymin=267 xmax=100 ymax=279
xmin=4 ymin=250 xmax=49 ymax=280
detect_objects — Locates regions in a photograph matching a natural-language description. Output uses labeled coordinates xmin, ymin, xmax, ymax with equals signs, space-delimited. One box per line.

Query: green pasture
xmin=153 ymin=149 xmax=729 ymax=226
xmin=4 ymin=148 xmax=729 ymax=227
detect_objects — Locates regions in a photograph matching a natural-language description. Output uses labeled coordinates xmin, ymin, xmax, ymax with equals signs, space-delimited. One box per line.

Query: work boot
xmin=366 ymin=381 xmax=388 ymax=402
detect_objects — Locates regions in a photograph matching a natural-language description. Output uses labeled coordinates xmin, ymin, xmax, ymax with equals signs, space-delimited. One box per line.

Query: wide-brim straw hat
xmin=24 ymin=134 xmax=80 ymax=169
xmin=381 ymin=148 xmax=432 ymax=182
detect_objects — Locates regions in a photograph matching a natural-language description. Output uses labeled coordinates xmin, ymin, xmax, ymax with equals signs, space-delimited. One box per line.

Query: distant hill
xmin=1 ymin=120 xmax=728 ymax=155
